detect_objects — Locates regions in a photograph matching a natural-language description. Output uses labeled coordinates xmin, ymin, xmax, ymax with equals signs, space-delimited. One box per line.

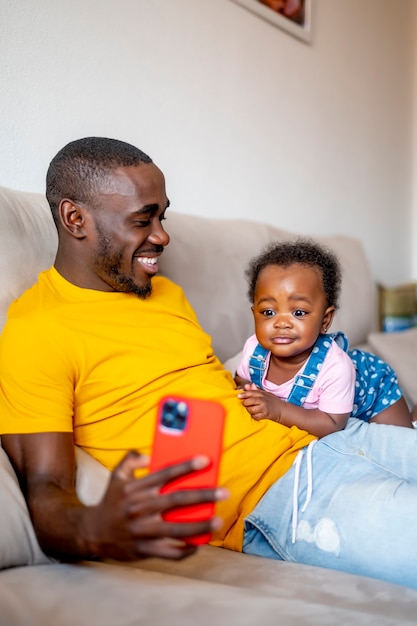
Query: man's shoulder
xmin=153 ymin=276 xmax=200 ymax=323
xmin=153 ymin=275 xmax=188 ymax=303
xmin=3 ymin=268 xmax=70 ymax=342
xmin=7 ymin=269 xmax=53 ymax=317
xmin=154 ymin=275 xmax=182 ymax=292
xmin=0 ymin=269 xmax=60 ymax=353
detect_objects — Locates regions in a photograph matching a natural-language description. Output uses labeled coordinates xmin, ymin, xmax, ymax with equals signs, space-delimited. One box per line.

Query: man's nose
xmin=148 ymin=221 xmax=170 ymax=247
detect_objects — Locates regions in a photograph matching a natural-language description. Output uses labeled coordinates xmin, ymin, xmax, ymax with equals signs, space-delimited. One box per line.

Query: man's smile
xmin=135 ymin=255 xmax=159 ymax=274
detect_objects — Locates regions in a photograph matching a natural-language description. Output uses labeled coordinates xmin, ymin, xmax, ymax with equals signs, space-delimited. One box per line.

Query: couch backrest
xmin=159 ymin=212 xmax=377 ymax=361
xmin=0 ymin=185 xmax=377 ymax=363
xmin=0 ymin=186 xmax=58 ymax=333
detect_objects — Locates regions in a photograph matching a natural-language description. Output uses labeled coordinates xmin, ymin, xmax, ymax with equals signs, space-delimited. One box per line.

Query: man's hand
xmin=87 ymin=451 xmax=228 ymax=561
xmin=1 ymin=433 xmax=228 ymax=563
xmin=237 ymin=383 xmax=283 ymax=422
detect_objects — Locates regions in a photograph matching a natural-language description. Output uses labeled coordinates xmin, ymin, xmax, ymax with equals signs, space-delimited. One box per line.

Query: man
xmin=1 ymin=137 xmax=417 ymax=588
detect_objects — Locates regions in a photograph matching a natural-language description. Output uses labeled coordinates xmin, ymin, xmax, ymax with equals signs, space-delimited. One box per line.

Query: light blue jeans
xmin=243 ymin=418 xmax=417 ymax=589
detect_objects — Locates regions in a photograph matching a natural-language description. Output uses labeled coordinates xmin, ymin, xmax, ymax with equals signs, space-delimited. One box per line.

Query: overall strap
xmin=331 ymin=330 xmax=349 ymax=353
xmin=248 ymin=342 xmax=269 ymax=388
xmin=286 ymin=333 xmax=334 ymax=406
xmin=247 ymin=332 xmax=349 ymax=406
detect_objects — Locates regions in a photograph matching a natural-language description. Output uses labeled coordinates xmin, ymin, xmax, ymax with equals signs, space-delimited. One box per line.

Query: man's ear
xmin=321 ymin=306 xmax=336 ymax=333
xmin=59 ymin=200 xmax=88 ymax=239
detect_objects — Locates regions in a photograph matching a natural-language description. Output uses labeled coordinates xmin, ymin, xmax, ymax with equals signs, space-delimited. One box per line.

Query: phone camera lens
xmin=161 ymin=399 xmax=188 ymax=431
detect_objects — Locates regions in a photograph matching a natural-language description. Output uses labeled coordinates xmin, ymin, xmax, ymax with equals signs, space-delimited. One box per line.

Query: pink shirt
xmin=236 ymin=334 xmax=355 ymax=414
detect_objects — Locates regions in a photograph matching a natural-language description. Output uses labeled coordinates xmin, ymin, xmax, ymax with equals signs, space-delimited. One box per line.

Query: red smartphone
xmin=149 ymin=395 xmax=225 ymax=545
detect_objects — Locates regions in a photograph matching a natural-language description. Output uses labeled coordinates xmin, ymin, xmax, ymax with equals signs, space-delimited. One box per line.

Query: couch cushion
xmin=320 ymin=235 xmax=377 ymax=348
xmin=367 ymin=328 xmax=417 ymax=406
xmin=0 ymin=444 xmax=109 ymax=569
xmin=2 ymin=553 xmax=417 ymax=625
xmin=0 ymin=446 xmax=51 ymax=568
xmin=0 ymin=185 xmax=57 ymax=333
xmin=75 ymin=446 xmax=110 ymax=504
xmin=223 ymin=351 xmax=242 ymax=376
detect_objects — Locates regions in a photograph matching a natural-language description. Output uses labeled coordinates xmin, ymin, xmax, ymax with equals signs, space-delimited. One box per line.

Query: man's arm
xmin=2 ymin=432 xmax=227 ymax=561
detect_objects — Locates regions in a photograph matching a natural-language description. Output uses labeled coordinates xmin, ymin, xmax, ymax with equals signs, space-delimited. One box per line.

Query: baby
xmin=235 ymin=238 xmax=413 ymax=437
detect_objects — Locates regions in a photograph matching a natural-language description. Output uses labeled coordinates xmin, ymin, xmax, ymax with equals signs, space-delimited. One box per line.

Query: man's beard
xmin=94 ymin=230 xmax=153 ymax=299
xmin=111 ymin=272 xmax=152 ymax=299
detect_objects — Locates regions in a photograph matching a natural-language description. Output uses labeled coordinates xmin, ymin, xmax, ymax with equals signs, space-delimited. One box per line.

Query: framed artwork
xmin=230 ymin=0 xmax=312 ymax=44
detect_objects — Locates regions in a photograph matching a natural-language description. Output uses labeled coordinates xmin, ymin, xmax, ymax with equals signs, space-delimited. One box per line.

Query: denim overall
xmin=247 ymin=332 xmax=402 ymax=421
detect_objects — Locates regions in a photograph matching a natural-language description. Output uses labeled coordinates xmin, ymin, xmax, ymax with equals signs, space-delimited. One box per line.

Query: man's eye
xmin=134 ymin=220 xmax=151 ymax=227
xmin=293 ymin=309 xmax=307 ymax=317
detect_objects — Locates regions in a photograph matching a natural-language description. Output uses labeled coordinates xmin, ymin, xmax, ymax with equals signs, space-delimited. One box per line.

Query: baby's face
xmin=252 ymin=263 xmax=334 ymax=364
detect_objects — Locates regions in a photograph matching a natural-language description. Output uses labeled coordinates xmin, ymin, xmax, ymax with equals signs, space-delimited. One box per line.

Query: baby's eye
xmin=261 ymin=309 xmax=275 ymax=318
xmin=293 ymin=309 xmax=307 ymax=317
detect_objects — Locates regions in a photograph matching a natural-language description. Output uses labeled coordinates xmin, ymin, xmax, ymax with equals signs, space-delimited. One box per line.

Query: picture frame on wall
xmin=230 ymin=0 xmax=312 ymax=44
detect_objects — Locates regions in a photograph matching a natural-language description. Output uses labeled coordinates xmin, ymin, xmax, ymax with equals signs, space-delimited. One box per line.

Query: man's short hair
xmin=46 ymin=137 xmax=152 ymax=226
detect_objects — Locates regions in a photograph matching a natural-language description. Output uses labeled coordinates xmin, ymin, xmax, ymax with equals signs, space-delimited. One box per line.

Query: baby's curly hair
xmin=245 ymin=238 xmax=342 ymax=309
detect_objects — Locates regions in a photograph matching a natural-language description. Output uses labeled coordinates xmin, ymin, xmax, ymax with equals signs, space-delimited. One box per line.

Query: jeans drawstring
xmin=291 ymin=439 xmax=317 ymax=543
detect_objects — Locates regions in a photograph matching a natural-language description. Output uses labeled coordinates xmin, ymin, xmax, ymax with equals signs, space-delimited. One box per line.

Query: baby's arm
xmin=369 ymin=396 xmax=413 ymax=428
xmin=238 ymin=384 xmax=350 ymax=438
xmin=234 ymin=373 xmax=251 ymax=389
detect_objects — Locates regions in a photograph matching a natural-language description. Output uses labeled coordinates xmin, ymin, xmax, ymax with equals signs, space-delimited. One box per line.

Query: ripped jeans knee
xmin=243 ymin=428 xmax=417 ymax=589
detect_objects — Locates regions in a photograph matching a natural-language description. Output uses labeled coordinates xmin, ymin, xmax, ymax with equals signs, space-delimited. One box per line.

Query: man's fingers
xmin=113 ymin=453 xmax=229 ymax=510
xmin=133 ymin=538 xmax=198 ymax=560
xmin=113 ymin=450 xmax=150 ymax=480
xmin=130 ymin=514 xmax=224 ymax=541
xmin=113 ymin=452 xmax=212 ymax=484
xmin=126 ymin=484 xmax=229 ymax=517
xmin=130 ymin=455 xmax=211 ymax=490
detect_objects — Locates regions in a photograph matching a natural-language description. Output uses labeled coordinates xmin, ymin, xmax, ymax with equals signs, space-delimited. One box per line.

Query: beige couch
xmin=1 ymin=184 xmax=417 ymax=625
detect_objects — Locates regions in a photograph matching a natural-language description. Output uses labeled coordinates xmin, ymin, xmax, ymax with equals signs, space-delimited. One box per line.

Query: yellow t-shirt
xmin=0 ymin=268 xmax=315 ymax=550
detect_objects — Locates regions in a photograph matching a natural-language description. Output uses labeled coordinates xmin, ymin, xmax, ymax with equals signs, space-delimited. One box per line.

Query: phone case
xmin=149 ymin=395 xmax=225 ymax=545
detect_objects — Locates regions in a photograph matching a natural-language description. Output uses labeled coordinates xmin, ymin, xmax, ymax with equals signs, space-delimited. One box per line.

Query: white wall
xmin=0 ymin=0 xmax=415 ymax=284
xmin=412 ymin=0 xmax=417 ymax=279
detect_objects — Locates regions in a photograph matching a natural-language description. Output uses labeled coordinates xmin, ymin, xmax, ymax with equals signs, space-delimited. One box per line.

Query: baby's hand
xmin=234 ymin=375 xmax=253 ymax=390
xmin=242 ymin=383 xmax=258 ymax=391
xmin=237 ymin=386 xmax=283 ymax=422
